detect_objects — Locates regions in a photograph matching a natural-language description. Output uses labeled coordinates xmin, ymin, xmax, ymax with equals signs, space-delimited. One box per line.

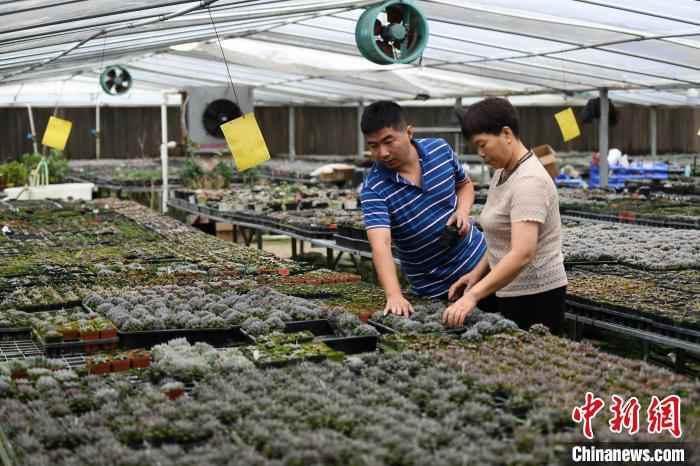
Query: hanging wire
xmin=98 ymin=35 xmax=107 ymax=71
xmin=207 ymin=6 xmax=240 ymax=105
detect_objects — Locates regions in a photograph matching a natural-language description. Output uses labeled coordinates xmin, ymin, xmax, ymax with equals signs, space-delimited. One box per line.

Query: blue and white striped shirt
xmin=361 ymin=138 xmax=486 ymax=298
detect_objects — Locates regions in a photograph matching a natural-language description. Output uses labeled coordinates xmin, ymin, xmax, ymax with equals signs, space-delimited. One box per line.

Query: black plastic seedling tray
xmin=320 ymin=335 xmax=378 ymax=354
xmin=284 ymin=319 xmax=335 ymax=336
xmin=367 ymin=320 xmax=396 ymax=335
xmin=283 ymin=320 xmax=379 ymax=354
xmin=0 ymin=327 xmax=31 ymax=341
xmin=287 ymin=291 xmax=343 ymax=300
xmin=118 ymin=326 xmax=253 ymax=350
xmin=37 ymin=336 xmax=119 ymax=357
xmin=566 ymin=296 xmax=700 ymax=342
xmin=368 ymin=319 xmax=468 ymax=336
xmin=13 ymin=301 xmax=83 ymax=313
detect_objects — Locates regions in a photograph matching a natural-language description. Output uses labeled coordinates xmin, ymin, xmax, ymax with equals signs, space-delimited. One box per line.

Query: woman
xmin=442 ymin=97 xmax=567 ymax=334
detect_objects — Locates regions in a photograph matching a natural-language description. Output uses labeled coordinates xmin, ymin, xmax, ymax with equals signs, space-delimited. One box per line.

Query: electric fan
xmin=581 ymin=97 xmax=618 ymax=126
xmin=202 ymin=99 xmax=243 ymax=138
xmin=355 ymin=0 xmax=429 ymax=65
xmin=99 ymin=65 xmax=132 ymax=96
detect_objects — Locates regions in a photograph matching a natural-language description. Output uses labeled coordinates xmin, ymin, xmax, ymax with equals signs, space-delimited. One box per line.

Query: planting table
xmin=167 ymin=199 xmax=399 ymax=273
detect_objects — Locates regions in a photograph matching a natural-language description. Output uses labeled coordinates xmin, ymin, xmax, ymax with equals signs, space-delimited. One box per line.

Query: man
xmin=360 ymin=101 xmax=486 ymax=316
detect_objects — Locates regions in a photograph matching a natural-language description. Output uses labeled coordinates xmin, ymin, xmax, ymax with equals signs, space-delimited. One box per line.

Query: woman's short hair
xmin=458 ymin=97 xmax=520 ymax=139
xmin=361 ymin=101 xmax=407 ymax=135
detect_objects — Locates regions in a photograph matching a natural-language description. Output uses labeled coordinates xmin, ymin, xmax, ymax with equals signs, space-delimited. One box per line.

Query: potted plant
xmin=128 ymin=349 xmax=151 ymax=369
xmin=8 ymin=360 xmax=28 ymax=380
xmin=43 ymin=328 xmax=63 ymax=344
xmin=80 ymin=323 xmax=99 ymax=341
xmin=110 ymin=353 xmax=131 ymax=373
xmin=160 ymin=381 xmax=185 ymax=401
xmin=60 ymin=322 xmax=80 ymax=341
xmin=86 ymin=355 xmax=110 ymax=375
xmin=99 ymin=322 xmax=117 ymax=340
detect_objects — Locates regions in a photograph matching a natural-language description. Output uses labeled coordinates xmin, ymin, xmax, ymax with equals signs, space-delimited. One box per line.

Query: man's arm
xmin=367 ymin=228 xmax=414 ymax=317
xmin=447 ymin=180 xmax=475 ymax=235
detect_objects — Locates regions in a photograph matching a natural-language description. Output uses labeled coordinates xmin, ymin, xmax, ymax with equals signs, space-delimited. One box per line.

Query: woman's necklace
xmin=498 ymin=150 xmax=533 ymax=186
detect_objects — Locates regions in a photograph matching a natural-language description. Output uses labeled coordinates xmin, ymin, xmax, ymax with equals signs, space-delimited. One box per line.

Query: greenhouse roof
xmin=1 ymin=0 xmax=699 ymax=106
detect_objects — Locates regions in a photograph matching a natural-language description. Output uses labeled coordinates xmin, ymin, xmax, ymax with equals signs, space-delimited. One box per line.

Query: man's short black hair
xmin=361 ymin=100 xmax=407 ymax=135
xmin=458 ymin=97 xmax=520 ymax=139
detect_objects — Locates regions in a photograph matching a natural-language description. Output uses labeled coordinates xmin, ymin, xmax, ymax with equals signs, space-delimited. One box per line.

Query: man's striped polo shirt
xmin=361 ymin=137 xmax=487 ymax=298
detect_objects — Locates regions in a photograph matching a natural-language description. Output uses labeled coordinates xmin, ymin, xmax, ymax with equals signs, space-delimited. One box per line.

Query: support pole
xmin=454 ymin=97 xmax=462 ymax=155
xmin=650 ymin=106 xmax=657 ymax=160
xmin=599 ymin=88 xmax=610 ymax=188
xmin=357 ymin=101 xmax=364 ymax=161
xmin=95 ymin=102 xmax=101 ymax=160
xmin=26 ymin=104 xmax=38 ymax=154
xmin=288 ymin=106 xmax=296 ymax=162
xmin=160 ymin=93 xmax=169 ymax=213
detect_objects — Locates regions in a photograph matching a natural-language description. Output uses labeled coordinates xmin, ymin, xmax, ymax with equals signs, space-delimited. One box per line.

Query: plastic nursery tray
xmin=284 ymin=319 xmax=335 ymax=336
xmin=277 ymin=223 xmax=336 ymax=240
xmin=368 ymin=319 xmax=469 ymax=337
xmin=286 ymin=291 xmax=344 ymax=300
xmin=117 ymin=326 xmax=253 ymax=350
xmin=560 ymin=208 xmax=700 ymax=230
xmin=566 ymin=295 xmax=700 ymax=342
xmin=333 ymin=234 xmax=371 ymax=253
xmin=11 ymin=300 xmax=83 ymax=313
xmin=283 ymin=320 xmax=379 ymax=354
xmin=0 ymin=327 xmax=32 ymax=341
xmin=35 ymin=335 xmax=119 ymax=357
xmin=319 ymin=335 xmax=378 ymax=354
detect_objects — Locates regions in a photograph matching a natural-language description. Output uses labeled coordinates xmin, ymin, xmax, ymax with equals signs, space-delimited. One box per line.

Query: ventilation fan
xmin=184 ymin=86 xmax=254 ymax=151
xmin=99 ymin=65 xmax=132 ymax=96
xmin=355 ymin=0 xmax=429 ymax=65
xmin=202 ymin=99 xmax=243 ymax=138
xmin=581 ymin=97 xmax=618 ymax=127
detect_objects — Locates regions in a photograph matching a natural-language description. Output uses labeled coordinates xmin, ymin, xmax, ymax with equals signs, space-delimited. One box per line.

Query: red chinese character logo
xmin=572 ymin=392 xmax=606 ymax=439
xmin=647 ymin=395 xmax=682 ymax=438
xmin=609 ymin=395 xmax=641 ymax=435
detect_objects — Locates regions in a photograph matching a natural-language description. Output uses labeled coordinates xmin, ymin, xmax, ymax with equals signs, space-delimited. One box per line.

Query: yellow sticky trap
xmin=221 ymin=113 xmax=270 ymax=172
xmin=554 ymin=108 xmax=581 ymax=143
xmin=697 ymin=128 xmax=700 ymax=136
xmin=42 ymin=116 xmax=73 ymax=151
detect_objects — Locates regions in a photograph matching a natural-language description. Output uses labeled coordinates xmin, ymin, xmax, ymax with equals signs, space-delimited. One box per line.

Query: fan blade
xmin=374 ymin=19 xmax=383 ymax=35
xmin=386 ymin=5 xmax=404 ymax=23
xmin=109 ymin=83 xmax=118 ymax=94
xmin=376 ymin=40 xmax=394 ymax=58
xmin=107 ymin=69 xmax=117 ymax=79
xmin=400 ymin=9 xmax=412 ymax=54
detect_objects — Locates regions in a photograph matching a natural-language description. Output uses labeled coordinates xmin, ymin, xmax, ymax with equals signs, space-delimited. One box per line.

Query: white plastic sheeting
xmin=1 ymin=0 xmax=699 ymax=106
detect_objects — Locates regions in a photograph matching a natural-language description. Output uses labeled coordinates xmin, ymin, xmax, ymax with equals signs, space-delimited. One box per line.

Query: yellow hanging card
xmin=221 ymin=113 xmax=270 ymax=172
xmin=554 ymin=108 xmax=581 ymax=143
xmin=42 ymin=116 xmax=73 ymax=151
xmin=697 ymin=128 xmax=700 ymax=136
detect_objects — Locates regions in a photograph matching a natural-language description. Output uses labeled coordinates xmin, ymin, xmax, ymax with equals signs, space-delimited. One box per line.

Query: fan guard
xmin=202 ymin=99 xmax=243 ymax=138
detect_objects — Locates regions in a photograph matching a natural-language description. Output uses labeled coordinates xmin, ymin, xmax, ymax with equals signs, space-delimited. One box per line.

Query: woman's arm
xmin=443 ymin=221 xmax=539 ymax=327
xmin=447 ymin=252 xmax=489 ymax=300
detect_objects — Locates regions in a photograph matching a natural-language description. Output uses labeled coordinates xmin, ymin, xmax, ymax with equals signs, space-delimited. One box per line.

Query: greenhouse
xmin=1 ymin=1 xmax=700 ymax=465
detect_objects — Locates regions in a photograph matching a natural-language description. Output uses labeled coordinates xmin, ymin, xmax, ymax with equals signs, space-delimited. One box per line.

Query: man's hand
xmin=384 ymin=293 xmax=414 ymax=318
xmin=442 ymin=292 xmax=477 ymax=328
xmin=447 ymin=271 xmax=481 ymax=301
xmin=447 ymin=211 xmax=471 ymax=236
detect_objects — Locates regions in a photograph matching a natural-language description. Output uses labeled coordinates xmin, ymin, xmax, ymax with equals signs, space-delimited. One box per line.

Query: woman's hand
xmin=447 ymin=271 xmax=481 ymax=301
xmin=442 ymin=293 xmax=478 ymax=328
xmin=384 ymin=293 xmax=414 ymax=318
